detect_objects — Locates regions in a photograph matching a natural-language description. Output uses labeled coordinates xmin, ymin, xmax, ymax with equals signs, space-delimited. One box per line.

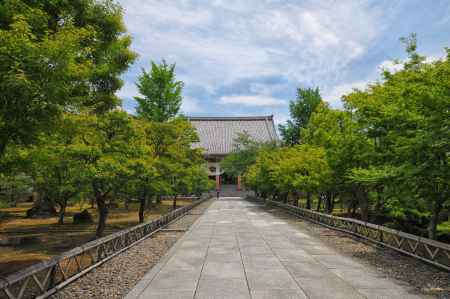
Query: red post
xmin=237 ymin=175 xmax=241 ymax=191
xmin=215 ymin=174 xmax=220 ymax=191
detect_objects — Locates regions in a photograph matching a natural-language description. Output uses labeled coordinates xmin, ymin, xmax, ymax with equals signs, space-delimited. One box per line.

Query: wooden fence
xmin=267 ymin=200 xmax=450 ymax=272
xmin=0 ymin=197 xmax=209 ymax=299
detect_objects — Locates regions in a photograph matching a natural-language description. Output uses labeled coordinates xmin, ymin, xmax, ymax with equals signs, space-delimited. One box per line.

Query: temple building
xmin=188 ymin=116 xmax=278 ymax=191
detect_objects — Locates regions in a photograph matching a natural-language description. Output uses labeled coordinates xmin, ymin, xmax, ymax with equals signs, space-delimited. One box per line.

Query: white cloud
xmin=378 ymin=60 xmax=404 ymax=74
xmin=122 ymin=1 xmax=212 ymax=27
xmin=181 ymin=96 xmax=203 ymax=114
xmin=378 ymin=54 xmax=444 ymax=75
xmin=323 ymin=81 xmax=369 ymax=108
xmin=219 ymin=95 xmax=286 ymax=107
xmin=324 ymin=51 xmax=447 ymax=108
xmin=118 ymin=0 xmax=388 ymax=92
xmin=116 ymin=81 xmax=137 ymax=99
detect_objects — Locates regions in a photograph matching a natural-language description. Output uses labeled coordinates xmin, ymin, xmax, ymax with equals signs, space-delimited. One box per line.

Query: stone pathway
xmin=126 ymin=198 xmax=424 ymax=299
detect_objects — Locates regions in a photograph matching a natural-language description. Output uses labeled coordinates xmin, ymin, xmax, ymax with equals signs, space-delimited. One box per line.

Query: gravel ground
xmin=54 ymin=200 xmax=212 ymax=299
xmin=267 ymin=206 xmax=450 ymax=299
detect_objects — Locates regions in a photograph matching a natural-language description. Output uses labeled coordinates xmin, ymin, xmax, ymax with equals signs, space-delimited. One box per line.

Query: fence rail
xmin=0 ymin=198 xmax=209 ymax=299
xmin=267 ymin=200 xmax=450 ymax=272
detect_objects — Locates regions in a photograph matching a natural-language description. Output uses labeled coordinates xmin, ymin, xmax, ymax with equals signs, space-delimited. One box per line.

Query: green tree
xmin=125 ymin=119 xmax=158 ymax=223
xmin=243 ymin=149 xmax=277 ymax=199
xmin=344 ymin=37 xmax=450 ymax=238
xmin=0 ymin=173 xmax=32 ymax=208
xmin=23 ymin=115 xmax=92 ymax=224
xmin=135 ymin=60 xmax=184 ymax=122
xmin=152 ymin=118 xmax=206 ymax=210
xmin=302 ymin=102 xmax=374 ymax=216
xmin=221 ymin=133 xmax=276 ymax=179
xmin=279 ymin=87 xmax=322 ymax=145
xmin=0 ymin=0 xmax=136 ymax=156
xmin=243 ymin=145 xmax=331 ymax=207
xmin=78 ymin=111 xmax=141 ymax=237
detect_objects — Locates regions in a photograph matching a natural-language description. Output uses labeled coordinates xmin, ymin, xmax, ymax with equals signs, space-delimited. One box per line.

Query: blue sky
xmin=116 ymin=0 xmax=450 ymax=125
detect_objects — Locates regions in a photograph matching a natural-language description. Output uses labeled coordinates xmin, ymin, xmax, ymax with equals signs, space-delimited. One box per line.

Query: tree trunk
xmin=292 ymin=191 xmax=299 ymax=206
xmin=57 ymin=201 xmax=66 ymax=225
xmin=96 ymin=196 xmax=108 ymax=238
xmin=428 ymin=200 xmax=442 ymax=240
xmin=125 ymin=198 xmax=130 ymax=210
xmin=173 ymin=196 xmax=177 ymax=210
xmin=306 ymin=192 xmax=312 ymax=209
xmin=0 ymin=140 xmax=7 ymax=158
xmin=374 ymin=188 xmax=385 ymax=216
xmin=324 ymin=192 xmax=332 ymax=214
xmin=138 ymin=195 xmax=146 ymax=224
xmin=358 ymin=189 xmax=369 ymax=222
xmin=146 ymin=194 xmax=155 ymax=210
xmin=316 ymin=194 xmax=322 ymax=211
xmin=281 ymin=193 xmax=288 ymax=204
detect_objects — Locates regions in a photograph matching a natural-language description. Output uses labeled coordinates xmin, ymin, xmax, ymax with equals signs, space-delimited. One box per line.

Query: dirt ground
xmin=0 ymin=200 xmax=191 ymax=276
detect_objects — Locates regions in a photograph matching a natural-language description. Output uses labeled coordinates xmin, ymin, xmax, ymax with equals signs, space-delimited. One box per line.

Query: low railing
xmin=267 ymin=199 xmax=450 ymax=272
xmin=0 ymin=197 xmax=209 ymax=299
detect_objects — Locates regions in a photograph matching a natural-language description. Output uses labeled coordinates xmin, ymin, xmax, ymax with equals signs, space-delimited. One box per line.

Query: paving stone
xmin=330 ymin=268 xmax=403 ymax=290
xmin=242 ymin=255 xmax=284 ymax=271
xmin=150 ymin=269 xmax=200 ymax=290
xmin=164 ymin=255 xmax=204 ymax=272
xmin=251 ymin=289 xmax=308 ymax=299
xmin=294 ymin=276 xmax=365 ymax=299
xmin=202 ymin=261 xmax=245 ymax=279
xmin=301 ymin=244 xmax=337 ymax=255
xmin=180 ymin=240 xmax=210 ymax=250
xmin=138 ymin=289 xmax=195 ymax=299
xmin=282 ymin=261 xmax=331 ymax=279
xmin=316 ymin=254 xmax=364 ymax=269
xmin=195 ymin=278 xmax=250 ymax=299
xmin=206 ymin=251 xmax=242 ymax=263
xmin=272 ymin=248 xmax=316 ymax=262
xmin=126 ymin=198 xmax=425 ymax=299
xmin=246 ymin=270 xmax=299 ymax=290
xmin=240 ymin=245 xmax=273 ymax=256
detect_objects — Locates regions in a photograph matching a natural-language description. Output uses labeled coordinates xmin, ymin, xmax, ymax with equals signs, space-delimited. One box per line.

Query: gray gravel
xmin=55 ymin=200 xmax=212 ymax=299
xmin=266 ymin=205 xmax=450 ymax=299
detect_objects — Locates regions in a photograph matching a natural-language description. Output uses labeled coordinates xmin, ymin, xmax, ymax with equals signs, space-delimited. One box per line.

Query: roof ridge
xmin=187 ymin=115 xmax=273 ymax=121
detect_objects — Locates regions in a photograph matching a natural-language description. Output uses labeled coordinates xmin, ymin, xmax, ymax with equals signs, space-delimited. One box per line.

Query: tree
xmin=243 ymin=149 xmax=277 ymax=199
xmin=302 ymin=102 xmax=374 ymax=216
xmin=0 ymin=0 xmax=136 ymax=157
xmin=243 ymin=145 xmax=331 ymax=208
xmin=221 ymin=133 xmax=276 ymax=179
xmin=279 ymin=87 xmax=322 ymax=145
xmin=78 ymin=111 xmax=141 ymax=237
xmin=272 ymin=145 xmax=331 ymax=206
xmin=0 ymin=173 xmax=32 ymax=208
xmin=135 ymin=60 xmax=184 ymax=122
xmin=343 ymin=37 xmax=450 ymax=238
xmin=151 ymin=118 xmax=206 ymax=210
xmin=23 ymin=115 xmax=91 ymax=224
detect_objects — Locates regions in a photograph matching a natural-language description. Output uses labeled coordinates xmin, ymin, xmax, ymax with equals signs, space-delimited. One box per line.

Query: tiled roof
xmin=188 ymin=116 xmax=278 ymax=155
